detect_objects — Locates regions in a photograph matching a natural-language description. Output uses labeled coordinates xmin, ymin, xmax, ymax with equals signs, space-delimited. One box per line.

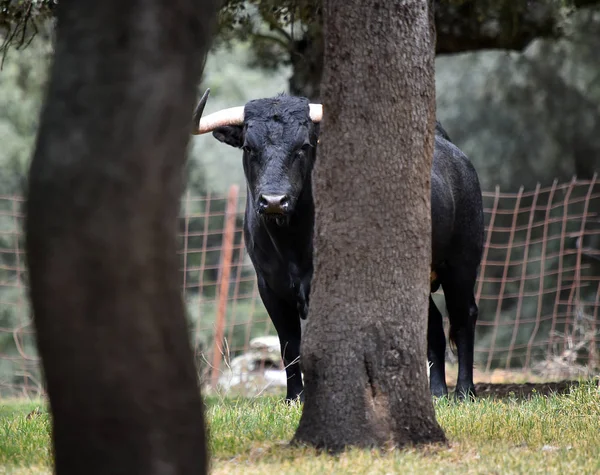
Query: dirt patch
xmin=453 ymin=380 xmax=585 ymax=399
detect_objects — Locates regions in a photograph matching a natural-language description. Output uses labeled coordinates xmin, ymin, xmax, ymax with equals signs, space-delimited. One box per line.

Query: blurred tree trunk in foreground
xmin=25 ymin=0 xmax=218 ymax=473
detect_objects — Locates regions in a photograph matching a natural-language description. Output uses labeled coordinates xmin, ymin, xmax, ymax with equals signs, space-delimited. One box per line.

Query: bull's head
xmin=192 ymin=89 xmax=323 ymax=223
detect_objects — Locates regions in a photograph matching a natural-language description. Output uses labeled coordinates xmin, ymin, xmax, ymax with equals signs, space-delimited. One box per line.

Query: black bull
xmin=193 ymin=91 xmax=485 ymax=401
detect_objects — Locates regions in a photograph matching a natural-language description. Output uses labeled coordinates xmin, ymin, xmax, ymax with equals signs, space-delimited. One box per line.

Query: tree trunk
xmin=289 ymin=23 xmax=324 ymax=101
xmin=24 ymin=1 xmax=217 ymax=474
xmin=293 ymin=0 xmax=446 ymax=451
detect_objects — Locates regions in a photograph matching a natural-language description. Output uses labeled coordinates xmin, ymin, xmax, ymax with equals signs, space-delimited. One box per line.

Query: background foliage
xmin=0 ymin=1 xmax=599 ymax=395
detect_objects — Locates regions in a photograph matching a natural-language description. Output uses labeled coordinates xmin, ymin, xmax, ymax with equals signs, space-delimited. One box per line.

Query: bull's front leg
xmin=257 ymin=278 xmax=304 ymax=403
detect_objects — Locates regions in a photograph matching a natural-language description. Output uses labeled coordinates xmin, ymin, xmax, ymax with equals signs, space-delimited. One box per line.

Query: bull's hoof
xmin=429 ymin=372 xmax=449 ymax=398
xmin=430 ymin=387 xmax=449 ymax=399
xmin=285 ymin=392 xmax=304 ymax=405
xmin=454 ymin=385 xmax=476 ymax=401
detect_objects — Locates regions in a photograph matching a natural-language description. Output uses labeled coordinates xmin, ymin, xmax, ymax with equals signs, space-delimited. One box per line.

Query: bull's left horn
xmin=309 ymin=104 xmax=323 ymax=123
xmin=191 ymin=88 xmax=245 ymax=135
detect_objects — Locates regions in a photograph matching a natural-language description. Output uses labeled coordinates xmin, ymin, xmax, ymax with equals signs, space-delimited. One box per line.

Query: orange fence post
xmin=211 ymin=185 xmax=239 ymax=388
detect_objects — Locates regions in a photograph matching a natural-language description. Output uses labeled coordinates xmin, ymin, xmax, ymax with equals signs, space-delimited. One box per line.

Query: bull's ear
xmin=212 ymin=125 xmax=244 ymax=148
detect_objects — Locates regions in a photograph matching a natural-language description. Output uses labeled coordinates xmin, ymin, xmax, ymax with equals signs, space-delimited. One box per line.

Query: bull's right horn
xmin=192 ymin=88 xmax=245 ymax=135
xmin=309 ymin=104 xmax=323 ymax=123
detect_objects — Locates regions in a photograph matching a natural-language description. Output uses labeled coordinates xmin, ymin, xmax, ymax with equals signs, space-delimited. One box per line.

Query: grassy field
xmin=0 ymin=380 xmax=599 ymax=474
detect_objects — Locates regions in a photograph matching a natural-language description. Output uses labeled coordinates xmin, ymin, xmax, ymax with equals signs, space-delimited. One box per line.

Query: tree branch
xmin=0 ymin=0 xmax=55 ymax=68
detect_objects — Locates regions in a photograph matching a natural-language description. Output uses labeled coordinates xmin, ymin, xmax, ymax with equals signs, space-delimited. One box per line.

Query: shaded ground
xmin=449 ymin=380 xmax=586 ymax=399
xmin=217 ymin=380 xmax=591 ymax=401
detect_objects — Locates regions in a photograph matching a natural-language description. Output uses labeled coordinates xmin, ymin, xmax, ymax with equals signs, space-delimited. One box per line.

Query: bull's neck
xmin=245 ymin=180 xmax=314 ymax=276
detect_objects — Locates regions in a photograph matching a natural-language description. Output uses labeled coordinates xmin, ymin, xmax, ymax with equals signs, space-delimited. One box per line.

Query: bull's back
xmin=431 ymin=127 xmax=484 ymax=269
xmin=430 ymin=169 xmax=454 ymax=268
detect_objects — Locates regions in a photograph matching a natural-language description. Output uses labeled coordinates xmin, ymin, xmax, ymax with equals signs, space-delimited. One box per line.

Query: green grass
xmin=0 ymin=382 xmax=599 ymax=473
xmin=0 ymin=399 xmax=50 ymax=473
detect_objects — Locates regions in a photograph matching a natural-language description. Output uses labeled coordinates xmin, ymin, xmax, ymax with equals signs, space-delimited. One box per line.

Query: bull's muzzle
xmin=258 ymin=194 xmax=290 ymax=215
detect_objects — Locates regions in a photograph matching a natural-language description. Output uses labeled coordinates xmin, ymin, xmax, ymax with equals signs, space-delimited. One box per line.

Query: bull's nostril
xmin=258 ymin=194 xmax=290 ymax=214
xmin=280 ymin=195 xmax=290 ymax=210
xmin=258 ymin=195 xmax=269 ymax=210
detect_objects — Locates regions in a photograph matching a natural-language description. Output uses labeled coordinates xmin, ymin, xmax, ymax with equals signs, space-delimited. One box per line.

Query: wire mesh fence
xmin=0 ymin=176 xmax=599 ymax=398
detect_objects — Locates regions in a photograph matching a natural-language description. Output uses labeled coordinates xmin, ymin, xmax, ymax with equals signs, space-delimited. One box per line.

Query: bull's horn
xmin=192 ymin=92 xmax=323 ymax=134
xmin=309 ymin=104 xmax=323 ymax=123
xmin=192 ymin=88 xmax=245 ymax=135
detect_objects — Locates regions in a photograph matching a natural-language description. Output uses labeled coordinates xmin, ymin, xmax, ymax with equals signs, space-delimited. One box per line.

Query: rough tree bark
xmin=289 ymin=22 xmax=324 ymax=101
xmin=24 ymin=0 xmax=217 ymax=473
xmin=293 ymin=0 xmax=446 ymax=451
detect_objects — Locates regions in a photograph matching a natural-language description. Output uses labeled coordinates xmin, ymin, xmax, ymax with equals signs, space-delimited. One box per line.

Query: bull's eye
xmin=243 ymin=145 xmax=253 ymax=155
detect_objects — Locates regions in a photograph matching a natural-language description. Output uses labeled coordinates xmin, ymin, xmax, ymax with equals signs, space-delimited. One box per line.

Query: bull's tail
xmin=448 ymin=324 xmax=458 ymax=355
xmin=448 ymin=302 xmax=478 ymax=356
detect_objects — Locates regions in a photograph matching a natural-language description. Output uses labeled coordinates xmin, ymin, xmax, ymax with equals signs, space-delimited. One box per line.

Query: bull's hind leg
xmin=440 ymin=269 xmax=478 ymax=400
xmin=257 ymin=280 xmax=304 ymax=403
xmin=428 ymin=295 xmax=448 ymax=397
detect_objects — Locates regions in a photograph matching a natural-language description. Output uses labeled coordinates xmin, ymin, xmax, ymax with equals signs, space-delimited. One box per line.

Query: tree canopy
xmin=2 ymin=1 xmax=599 ymax=90
xmin=216 ymin=0 xmax=594 ymax=54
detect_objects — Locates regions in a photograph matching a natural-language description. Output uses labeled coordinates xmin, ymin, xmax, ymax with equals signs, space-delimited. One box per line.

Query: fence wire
xmin=0 ymin=177 xmax=599 ymax=397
